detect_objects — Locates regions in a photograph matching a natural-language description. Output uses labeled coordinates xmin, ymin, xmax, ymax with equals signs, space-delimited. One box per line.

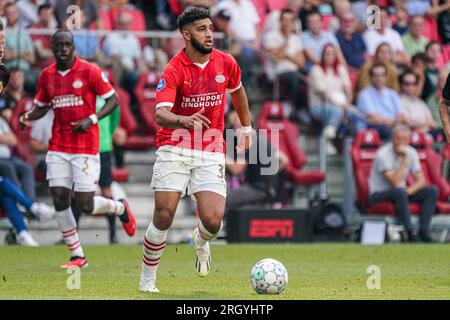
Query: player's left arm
xmin=71 ymin=93 xmax=119 ymax=133
xmin=228 ymin=55 xmax=253 ymax=154
xmin=230 ymin=86 xmax=253 ymax=153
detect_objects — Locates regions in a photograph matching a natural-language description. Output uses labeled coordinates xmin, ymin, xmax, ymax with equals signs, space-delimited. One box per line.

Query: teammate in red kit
xmin=20 ymin=29 xmax=136 ymax=268
xmin=139 ymin=7 xmax=252 ymax=293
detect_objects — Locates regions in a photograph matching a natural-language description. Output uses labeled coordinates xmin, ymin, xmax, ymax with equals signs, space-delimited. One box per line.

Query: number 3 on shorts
xmin=82 ymin=157 xmax=89 ymax=175
xmin=218 ymin=164 xmax=224 ymax=179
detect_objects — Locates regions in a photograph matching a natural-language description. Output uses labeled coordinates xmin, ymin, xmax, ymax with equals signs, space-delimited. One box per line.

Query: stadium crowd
xmin=0 ymin=0 xmax=450 ymax=245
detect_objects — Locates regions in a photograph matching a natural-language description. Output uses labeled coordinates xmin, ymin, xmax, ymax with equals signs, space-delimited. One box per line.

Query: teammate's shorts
xmin=99 ymin=152 xmax=113 ymax=188
xmin=150 ymin=145 xmax=227 ymax=199
xmin=46 ymin=151 xmax=100 ymax=192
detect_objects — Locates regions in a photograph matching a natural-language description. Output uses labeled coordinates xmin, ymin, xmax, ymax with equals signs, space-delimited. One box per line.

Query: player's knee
xmin=154 ymin=207 xmax=175 ymax=229
xmin=202 ymin=214 xmax=223 ymax=234
xmin=53 ymin=197 xmax=70 ymax=211
xmin=77 ymin=200 xmax=94 ymax=214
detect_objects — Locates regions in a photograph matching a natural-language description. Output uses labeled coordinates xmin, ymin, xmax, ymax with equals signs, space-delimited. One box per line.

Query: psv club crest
xmin=215 ymin=73 xmax=225 ymax=83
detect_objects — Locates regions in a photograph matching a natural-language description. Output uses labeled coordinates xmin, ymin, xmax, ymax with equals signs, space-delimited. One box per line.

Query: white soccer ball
xmin=250 ymin=258 xmax=288 ymax=294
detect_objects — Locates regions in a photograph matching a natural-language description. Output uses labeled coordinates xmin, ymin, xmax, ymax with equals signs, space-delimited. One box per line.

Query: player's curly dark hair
xmin=177 ymin=6 xmax=211 ymax=31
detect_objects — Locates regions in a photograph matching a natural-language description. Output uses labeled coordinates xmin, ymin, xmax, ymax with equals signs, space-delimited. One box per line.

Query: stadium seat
xmin=10 ymin=99 xmax=36 ymax=165
xmin=351 ymin=129 xmax=421 ymax=215
xmin=90 ymin=9 xmax=112 ymax=30
xmin=112 ymin=167 xmax=129 ymax=182
xmin=409 ymin=131 xmax=450 ymax=214
xmin=257 ymin=101 xmax=325 ymax=205
xmin=115 ymin=86 xmax=154 ymax=150
xmin=134 ymin=72 xmax=161 ymax=136
xmin=321 ymin=14 xmax=335 ymax=31
xmin=422 ymin=16 xmax=441 ymax=42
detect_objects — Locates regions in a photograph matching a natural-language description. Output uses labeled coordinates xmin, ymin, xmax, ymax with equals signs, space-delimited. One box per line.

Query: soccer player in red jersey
xmin=19 ymin=29 xmax=136 ymax=268
xmin=139 ymin=7 xmax=252 ymax=293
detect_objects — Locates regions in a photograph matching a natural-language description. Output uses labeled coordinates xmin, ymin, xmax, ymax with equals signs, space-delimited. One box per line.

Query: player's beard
xmin=191 ymin=36 xmax=213 ymax=55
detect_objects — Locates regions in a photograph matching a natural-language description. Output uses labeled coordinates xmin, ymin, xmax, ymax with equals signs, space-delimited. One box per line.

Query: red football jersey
xmin=34 ymin=57 xmax=115 ymax=154
xmin=155 ymin=48 xmax=242 ymax=153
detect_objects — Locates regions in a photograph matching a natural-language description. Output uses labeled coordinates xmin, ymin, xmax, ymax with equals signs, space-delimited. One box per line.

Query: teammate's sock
xmin=195 ymin=220 xmax=223 ymax=248
xmin=113 ymin=145 xmax=125 ymax=168
xmin=56 ymin=208 xmax=84 ymax=258
xmin=141 ymin=223 xmax=168 ymax=282
xmin=92 ymin=196 xmax=125 ymax=216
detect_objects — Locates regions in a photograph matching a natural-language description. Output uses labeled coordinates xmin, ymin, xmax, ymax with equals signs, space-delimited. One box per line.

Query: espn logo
xmin=248 ymin=219 xmax=294 ymax=238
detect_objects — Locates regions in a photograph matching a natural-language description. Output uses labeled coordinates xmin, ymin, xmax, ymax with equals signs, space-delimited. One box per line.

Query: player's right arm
xmin=155 ymin=68 xmax=210 ymax=129
xmin=19 ymin=72 xmax=50 ymax=128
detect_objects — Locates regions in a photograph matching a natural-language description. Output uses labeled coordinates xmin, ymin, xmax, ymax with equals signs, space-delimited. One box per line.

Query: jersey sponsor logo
xmin=156 ymin=78 xmax=166 ymax=91
xmin=215 ymin=73 xmax=225 ymax=83
xmin=72 ymin=80 xmax=83 ymax=89
xmin=52 ymin=94 xmax=85 ymax=108
xmin=181 ymin=93 xmax=224 ymax=108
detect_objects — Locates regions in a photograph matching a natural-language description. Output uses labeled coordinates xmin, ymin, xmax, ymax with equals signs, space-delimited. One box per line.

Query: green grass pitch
xmin=0 ymin=243 xmax=449 ymax=300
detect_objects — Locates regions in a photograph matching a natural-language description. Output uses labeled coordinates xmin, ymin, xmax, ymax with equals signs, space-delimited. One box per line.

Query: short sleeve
xmin=89 ymin=65 xmax=115 ymax=99
xmin=410 ymin=148 xmax=422 ymax=174
xmin=155 ymin=66 xmax=179 ymax=109
xmin=375 ymin=151 xmax=394 ymax=173
xmin=34 ymin=72 xmax=51 ymax=107
xmin=226 ymin=54 xmax=242 ymax=93
xmin=357 ymin=90 xmax=375 ymax=115
xmin=443 ymin=73 xmax=450 ymax=101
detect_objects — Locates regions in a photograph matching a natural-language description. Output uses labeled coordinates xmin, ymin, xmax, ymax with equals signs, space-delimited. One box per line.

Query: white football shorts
xmin=150 ymin=145 xmax=227 ymax=199
xmin=46 ymin=151 xmax=100 ymax=192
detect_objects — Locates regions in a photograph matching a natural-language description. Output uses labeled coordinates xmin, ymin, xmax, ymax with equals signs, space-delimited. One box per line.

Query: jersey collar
xmin=179 ymin=48 xmax=216 ymax=66
xmin=53 ymin=56 xmax=80 ymax=75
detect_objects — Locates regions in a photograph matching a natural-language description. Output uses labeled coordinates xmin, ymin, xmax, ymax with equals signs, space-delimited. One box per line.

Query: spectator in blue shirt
xmin=356 ymin=63 xmax=406 ymax=140
xmin=301 ymin=11 xmax=345 ymax=73
xmin=335 ymin=11 xmax=368 ymax=70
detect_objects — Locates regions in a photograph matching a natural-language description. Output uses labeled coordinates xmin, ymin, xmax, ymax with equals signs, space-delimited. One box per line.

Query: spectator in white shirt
xmin=363 ymin=7 xmax=410 ymax=66
xmin=308 ymin=43 xmax=353 ymax=155
xmin=263 ymin=9 xmax=305 ymax=111
xmin=213 ymin=0 xmax=261 ymax=48
xmin=399 ymin=70 xmax=438 ymax=133
xmin=102 ymin=11 xmax=146 ymax=105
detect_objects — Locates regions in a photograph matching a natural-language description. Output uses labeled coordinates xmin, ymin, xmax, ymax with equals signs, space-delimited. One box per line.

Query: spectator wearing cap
xmin=362 ymin=7 xmax=410 ymax=66
xmin=356 ymin=63 xmax=406 ymax=140
xmin=398 ymin=70 xmax=438 ymax=135
xmin=368 ymin=124 xmax=438 ymax=242
xmin=212 ymin=8 xmax=241 ymax=57
xmin=213 ymin=0 xmax=262 ymax=88
xmin=263 ymin=9 xmax=305 ymax=111
xmin=402 ymin=15 xmax=429 ymax=57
